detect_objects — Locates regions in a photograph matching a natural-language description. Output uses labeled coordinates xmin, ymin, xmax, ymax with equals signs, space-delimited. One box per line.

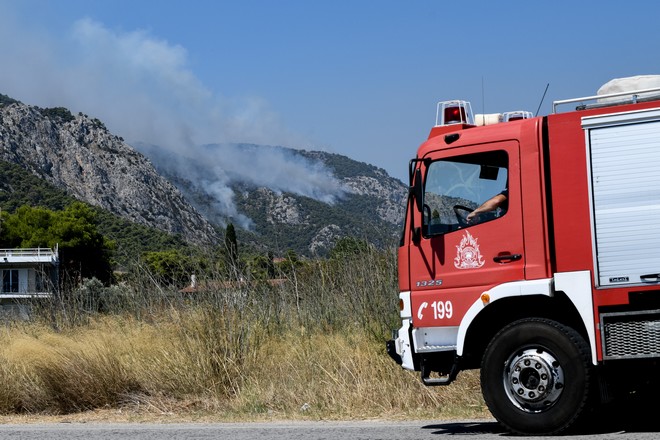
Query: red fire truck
xmin=387 ymin=81 xmax=660 ymax=434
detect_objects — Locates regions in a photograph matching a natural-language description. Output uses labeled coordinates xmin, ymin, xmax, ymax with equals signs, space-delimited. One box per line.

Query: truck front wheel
xmin=481 ymin=318 xmax=593 ymax=435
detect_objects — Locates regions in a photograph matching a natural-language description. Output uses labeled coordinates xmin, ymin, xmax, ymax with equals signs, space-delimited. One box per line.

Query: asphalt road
xmin=0 ymin=419 xmax=658 ymax=440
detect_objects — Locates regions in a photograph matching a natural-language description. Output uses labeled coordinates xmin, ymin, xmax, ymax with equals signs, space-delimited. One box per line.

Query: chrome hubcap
xmin=503 ymin=348 xmax=565 ymax=413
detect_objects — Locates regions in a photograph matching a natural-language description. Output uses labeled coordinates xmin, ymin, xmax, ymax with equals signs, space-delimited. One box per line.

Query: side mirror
xmin=412 ymin=168 xmax=423 ymax=213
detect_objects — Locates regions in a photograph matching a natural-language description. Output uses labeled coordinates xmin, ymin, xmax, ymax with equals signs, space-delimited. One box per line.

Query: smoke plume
xmin=0 ymin=10 xmax=347 ymax=227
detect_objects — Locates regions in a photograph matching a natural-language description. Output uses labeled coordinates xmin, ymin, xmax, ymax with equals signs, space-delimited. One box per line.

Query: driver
xmin=466 ymin=189 xmax=508 ymax=224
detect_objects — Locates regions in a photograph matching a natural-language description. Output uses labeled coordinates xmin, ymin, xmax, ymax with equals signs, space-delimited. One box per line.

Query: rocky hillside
xmin=143 ymin=144 xmax=408 ymax=256
xmin=0 ymin=94 xmax=408 ymax=256
xmin=0 ymin=95 xmax=218 ymax=245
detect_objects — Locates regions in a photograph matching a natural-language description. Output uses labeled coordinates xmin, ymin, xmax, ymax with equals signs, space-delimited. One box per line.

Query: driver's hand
xmin=466 ymin=211 xmax=477 ymax=223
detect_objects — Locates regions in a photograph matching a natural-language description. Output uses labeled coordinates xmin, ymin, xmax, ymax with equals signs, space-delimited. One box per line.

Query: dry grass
xmin=236 ymin=330 xmax=488 ymax=421
xmin=0 ymin=315 xmax=489 ymax=422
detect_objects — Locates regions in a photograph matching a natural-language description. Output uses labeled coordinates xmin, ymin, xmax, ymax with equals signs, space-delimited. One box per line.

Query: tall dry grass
xmin=0 ymin=246 xmax=489 ymax=420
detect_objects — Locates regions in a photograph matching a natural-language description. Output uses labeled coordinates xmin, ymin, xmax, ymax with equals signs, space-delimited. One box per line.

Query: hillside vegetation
xmin=0 ymin=160 xmax=192 ymax=266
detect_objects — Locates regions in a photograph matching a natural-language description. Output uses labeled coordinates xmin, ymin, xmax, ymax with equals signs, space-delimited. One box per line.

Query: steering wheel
xmin=453 ymin=205 xmax=473 ymax=227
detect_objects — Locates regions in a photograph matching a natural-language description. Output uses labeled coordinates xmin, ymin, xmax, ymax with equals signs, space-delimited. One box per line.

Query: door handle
xmin=493 ymin=253 xmax=522 ymax=263
xmin=640 ymin=273 xmax=660 ymax=283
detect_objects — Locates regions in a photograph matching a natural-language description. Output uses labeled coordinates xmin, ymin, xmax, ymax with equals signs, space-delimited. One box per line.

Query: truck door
xmin=410 ymin=141 xmax=524 ymax=328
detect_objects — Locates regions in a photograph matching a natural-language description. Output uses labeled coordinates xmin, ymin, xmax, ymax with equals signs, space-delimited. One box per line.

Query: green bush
xmin=39 ymin=107 xmax=75 ymax=123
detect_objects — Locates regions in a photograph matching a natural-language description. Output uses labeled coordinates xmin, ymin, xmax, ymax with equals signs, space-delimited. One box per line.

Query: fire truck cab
xmin=388 ymin=79 xmax=660 ymax=434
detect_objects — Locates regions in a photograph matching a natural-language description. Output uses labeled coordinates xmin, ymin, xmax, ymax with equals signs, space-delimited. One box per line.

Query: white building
xmin=0 ymin=246 xmax=59 ymax=317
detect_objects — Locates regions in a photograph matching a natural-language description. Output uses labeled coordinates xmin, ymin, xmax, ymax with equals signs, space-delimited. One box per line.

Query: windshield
xmin=423 ymin=150 xmax=508 ymax=236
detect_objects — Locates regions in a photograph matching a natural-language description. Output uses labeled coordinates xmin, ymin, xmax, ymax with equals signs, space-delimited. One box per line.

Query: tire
xmin=480 ymin=318 xmax=593 ymax=435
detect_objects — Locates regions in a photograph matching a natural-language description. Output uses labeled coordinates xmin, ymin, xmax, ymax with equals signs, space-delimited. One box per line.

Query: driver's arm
xmin=467 ymin=193 xmax=507 ymax=223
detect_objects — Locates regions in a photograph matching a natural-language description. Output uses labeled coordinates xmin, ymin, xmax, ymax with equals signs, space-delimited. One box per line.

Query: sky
xmin=1 ymin=0 xmax=660 ymax=184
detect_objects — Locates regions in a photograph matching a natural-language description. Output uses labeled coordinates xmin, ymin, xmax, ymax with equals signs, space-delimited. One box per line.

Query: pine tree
xmin=224 ymin=223 xmax=239 ymax=270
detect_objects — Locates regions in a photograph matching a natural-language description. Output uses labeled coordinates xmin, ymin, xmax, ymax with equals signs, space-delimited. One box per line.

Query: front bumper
xmin=386 ymin=339 xmax=402 ymax=365
xmin=388 ymin=321 xmax=415 ymax=371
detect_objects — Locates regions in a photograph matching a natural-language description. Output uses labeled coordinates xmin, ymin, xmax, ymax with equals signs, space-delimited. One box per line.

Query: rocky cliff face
xmin=343 ymin=173 xmax=406 ymax=225
xmin=0 ymin=95 xmax=408 ymax=256
xmin=0 ymin=100 xmax=218 ymax=244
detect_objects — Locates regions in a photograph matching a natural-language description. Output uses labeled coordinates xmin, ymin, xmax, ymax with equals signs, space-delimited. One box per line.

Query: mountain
xmin=0 ymin=94 xmax=408 ymax=256
xmin=139 ymin=143 xmax=408 ymax=256
xmin=0 ymin=95 xmax=218 ymax=245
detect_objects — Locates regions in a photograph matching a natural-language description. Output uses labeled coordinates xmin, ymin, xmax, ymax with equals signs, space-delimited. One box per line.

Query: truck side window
xmin=422 ymin=150 xmax=508 ymax=236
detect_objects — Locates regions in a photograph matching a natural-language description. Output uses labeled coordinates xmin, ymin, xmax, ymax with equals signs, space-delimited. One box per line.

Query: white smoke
xmin=146 ymin=142 xmax=347 ymax=230
xmin=201 ymin=176 xmax=255 ymax=231
xmin=0 ymin=10 xmax=348 ymax=226
xmin=201 ymin=144 xmax=346 ymax=204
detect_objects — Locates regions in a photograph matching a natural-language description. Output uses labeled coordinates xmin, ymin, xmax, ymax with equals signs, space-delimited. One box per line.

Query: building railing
xmin=0 ymin=247 xmax=59 ymax=265
xmin=0 ymin=248 xmax=57 ymax=258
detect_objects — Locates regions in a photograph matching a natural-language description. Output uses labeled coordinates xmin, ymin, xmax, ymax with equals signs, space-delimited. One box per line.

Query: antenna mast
xmin=535 ymin=83 xmax=550 ymax=116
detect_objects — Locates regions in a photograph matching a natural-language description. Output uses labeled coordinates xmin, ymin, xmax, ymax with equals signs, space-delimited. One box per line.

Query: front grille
xmin=601 ymin=310 xmax=660 ymax=360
